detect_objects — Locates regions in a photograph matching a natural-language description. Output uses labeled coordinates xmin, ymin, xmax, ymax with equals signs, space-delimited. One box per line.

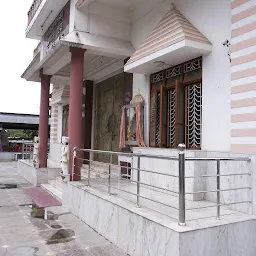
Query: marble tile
xmin=63 ymin=183 xmax=180 ymax=256
xmin=227 ymin=220 xmax=256 ymax=256
xmin=180 ymin=225 xmax=228 ymax=256
xmin=132 ymin=148 xmax=202 ymax=201
xmin=88 ymin=244 xmax=126 ymax=256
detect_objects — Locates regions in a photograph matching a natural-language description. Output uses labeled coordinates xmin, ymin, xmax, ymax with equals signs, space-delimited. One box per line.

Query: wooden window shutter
xmin=160 ymin=85 xmax=167 ymax=147
xmin=149 ymin=91 xmax=156 ymax=147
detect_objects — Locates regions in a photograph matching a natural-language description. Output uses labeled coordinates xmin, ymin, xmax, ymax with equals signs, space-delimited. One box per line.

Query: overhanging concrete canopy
xmin=124 ymin=8 xmax=212 ymax=74
xmin=61 ymin=31 xmax=135 ymax=59
xmin=22 ymin=31 xmax=134 ymax=83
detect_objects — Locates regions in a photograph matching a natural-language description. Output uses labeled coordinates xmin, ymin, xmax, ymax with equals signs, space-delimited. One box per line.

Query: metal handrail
xmin=75 ymin=148 xmax=179 ymax=161
xmin=72 ymin=145 xmax=251 ymax=226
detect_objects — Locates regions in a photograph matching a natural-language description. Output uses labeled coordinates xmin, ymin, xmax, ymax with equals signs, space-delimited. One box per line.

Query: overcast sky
xmin=0 ymin=0 xmax=41 ymax=115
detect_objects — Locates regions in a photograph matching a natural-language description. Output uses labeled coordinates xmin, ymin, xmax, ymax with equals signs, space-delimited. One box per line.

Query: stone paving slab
xmin=0 ymin=162 xmax=127 ymax=256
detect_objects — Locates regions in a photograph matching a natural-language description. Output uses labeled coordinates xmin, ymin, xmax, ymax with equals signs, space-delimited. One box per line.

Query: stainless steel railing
xmin=72 ymin=145 xmax=251 ymax=226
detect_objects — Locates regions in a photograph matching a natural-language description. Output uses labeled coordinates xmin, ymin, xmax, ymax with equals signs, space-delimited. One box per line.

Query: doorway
xmin=94 ymin=73 xmax=124 ymax=163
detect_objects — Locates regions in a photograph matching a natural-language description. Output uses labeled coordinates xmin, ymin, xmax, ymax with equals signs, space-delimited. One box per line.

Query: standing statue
xmin=61 ymin=136 xmax=70 ymax=182
xmin=33 ymin=137 xmax=39 ymax=168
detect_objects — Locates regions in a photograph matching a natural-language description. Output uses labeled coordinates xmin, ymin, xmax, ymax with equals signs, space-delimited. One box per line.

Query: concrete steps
xmin=41 ymin=176 xmax=63 ymax=201
xmin=41 ymin=183 xmax=62 ymax=201
xmin=48 ymin=176 xmax=63 ymax=191
xmin=41 ymin=162 xmax=120 ymax=203
xmin=81 ymin=162 xmax=120 ymax=179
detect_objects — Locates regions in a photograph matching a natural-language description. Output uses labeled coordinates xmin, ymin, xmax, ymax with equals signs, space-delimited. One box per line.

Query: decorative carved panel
xmin=43 ymin=1 xmax=70 ymax=53
xmin=27 ymin=0 xmax=43 ymax=25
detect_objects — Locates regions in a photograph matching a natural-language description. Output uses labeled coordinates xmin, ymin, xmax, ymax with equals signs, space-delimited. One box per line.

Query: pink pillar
xmin=68 ymin=47 xmax=85 ymax=181
xmin=39 ymin=74 xmax=50 ymax=168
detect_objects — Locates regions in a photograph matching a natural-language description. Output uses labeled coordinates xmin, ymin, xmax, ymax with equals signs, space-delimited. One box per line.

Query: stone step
xmin=48 ymin=176 xmax=63 ymax=191
xmin=41 ymin=183 xmax=62 ymax=201
xmin=81 ymin=162 xmax=120 ymax=179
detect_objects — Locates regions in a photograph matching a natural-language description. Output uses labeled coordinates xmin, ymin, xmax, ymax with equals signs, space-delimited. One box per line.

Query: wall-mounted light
xmin=223 ymin=39 xmax=231 ymax=63
xmin=154 ymin=61 xmax=173 ymax=69
xmin=154 ymin=61 xmax=166 ymax=68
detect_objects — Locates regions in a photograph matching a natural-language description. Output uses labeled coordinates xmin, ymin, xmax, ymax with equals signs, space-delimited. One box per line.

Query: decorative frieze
xmin=27 ymin=0 xmax=43 ymax=25
xmin=151 ymin=72 xmax=165 ymax=83
xmin=43 ymin=1 xmax=70 ymax=53
xmin=184 ymin=59 xmax=202 ymax=73
xmin=166 ymin=66 xmax=182 ymax=78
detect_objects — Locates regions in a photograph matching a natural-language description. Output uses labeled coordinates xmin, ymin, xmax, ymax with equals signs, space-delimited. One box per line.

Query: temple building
xmin=20 ymin=0 xmax=256 ymax=255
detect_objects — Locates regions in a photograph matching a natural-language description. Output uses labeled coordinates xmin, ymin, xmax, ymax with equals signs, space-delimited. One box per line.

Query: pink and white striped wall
xmin=49 ymin=86 xmax=59 ymax=144
xmin=231 ymin=0 xmax=256 ymax=154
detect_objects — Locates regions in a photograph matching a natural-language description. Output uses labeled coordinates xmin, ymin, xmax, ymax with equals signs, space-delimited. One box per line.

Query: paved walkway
xmin=0 ymin=162 xmax=127 ymax=256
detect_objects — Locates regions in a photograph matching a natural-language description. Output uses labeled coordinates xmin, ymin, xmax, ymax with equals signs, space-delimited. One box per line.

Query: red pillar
xmin=39 ymin=74 xmax=50 ymax=168
xmin=68 ymin=47 xmax=85 ymax=181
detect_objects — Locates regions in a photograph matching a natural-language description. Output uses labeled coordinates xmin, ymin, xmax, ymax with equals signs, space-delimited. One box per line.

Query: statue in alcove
xmin=120 ymin=93 xmax=146 ymax=149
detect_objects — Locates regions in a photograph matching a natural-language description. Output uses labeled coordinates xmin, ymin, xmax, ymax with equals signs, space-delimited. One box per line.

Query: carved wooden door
xmin=95 ymin=73 xmax=124 ymax=163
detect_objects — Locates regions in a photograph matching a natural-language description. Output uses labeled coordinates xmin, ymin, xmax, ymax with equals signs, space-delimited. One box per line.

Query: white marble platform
xmin=62 ymin=179 xmax=256 ymax=256
xmin=69 ymin=178 xmax=251 ymax=223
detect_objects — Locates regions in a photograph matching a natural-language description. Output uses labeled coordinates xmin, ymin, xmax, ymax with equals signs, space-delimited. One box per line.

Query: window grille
xmin=168 ymin=89 xmax=176 ymax=147
xmin=186 ymin=83 xmax=202 ymax=148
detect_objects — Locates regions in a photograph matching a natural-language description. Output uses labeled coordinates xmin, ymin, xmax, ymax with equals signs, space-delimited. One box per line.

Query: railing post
xmin=216 ymin=160 xmax=221 ymax=220
xmin=88 ymin=154 xmax=91 ymax=187
xmin=72 ymin=148 xmax=77 ymax=181
xmin=25 ymin=144 xmax=27 ymax=159
xmin=137 ymin=156 xmax=141 ymax=208
xmin=178 ymin=143 xmax=186 ymax=226
xmin=108 ymin=154 xmax=112 ymax=195
xmin=22 ymin=140 xmax=25 ymax=159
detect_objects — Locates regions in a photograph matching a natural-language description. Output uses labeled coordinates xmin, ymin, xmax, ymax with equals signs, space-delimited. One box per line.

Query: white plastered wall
xmin=130 ymin=0 xmax=231 ymax=152
xmin=69 ymin=0 xmax=132 ymax=42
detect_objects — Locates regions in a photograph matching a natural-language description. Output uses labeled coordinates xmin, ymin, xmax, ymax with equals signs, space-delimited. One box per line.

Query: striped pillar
xmin=50 ymin=104 xmax=58 ymax=144
xmin=231 ymin=0 xmax=256 ymax=154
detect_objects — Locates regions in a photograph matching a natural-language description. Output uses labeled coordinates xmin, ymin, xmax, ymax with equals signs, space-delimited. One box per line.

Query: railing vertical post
xmin=88 ymin=154 xmax=91 ymax=187
xmin=25 ymin=144 xmax=27 ymax=159
xmin=22 ymin=140 xmax=25 ymax=160
xmin=72 ymin=148 xmax=76 ymax=181
xmin=217 ymin=160 xmax=221 ymax=220
xmin=137 ymin=156 xmax=141 ymax=208
xmin=178 ymin=143 xmax=186 ymax=226
xmin=108 ymin=154 xmax=112 ymax=195
xmin=30 ymin=145 xmax=32 ymax=161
